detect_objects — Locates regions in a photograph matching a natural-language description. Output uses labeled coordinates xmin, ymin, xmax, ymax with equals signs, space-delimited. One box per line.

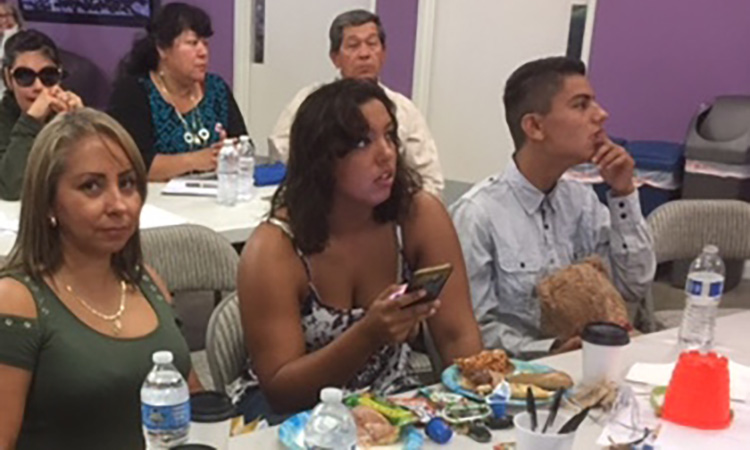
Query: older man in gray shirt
xmin=451 ymin=57 xmax=655 ymax=357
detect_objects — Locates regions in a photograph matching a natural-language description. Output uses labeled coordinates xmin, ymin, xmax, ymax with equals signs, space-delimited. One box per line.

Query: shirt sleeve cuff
xmin=606 ymin=189 xmax=644 ymax=228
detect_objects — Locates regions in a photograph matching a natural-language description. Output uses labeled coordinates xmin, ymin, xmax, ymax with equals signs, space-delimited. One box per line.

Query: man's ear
xmin=330 ymin=51 xmax=341 ymax=70
xmin=521 ymin=112 xmax=545 ymax=143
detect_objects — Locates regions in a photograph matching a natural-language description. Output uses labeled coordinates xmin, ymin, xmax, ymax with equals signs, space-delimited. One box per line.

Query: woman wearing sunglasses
xmin=0 ymin=29 xmax=83 ymax=200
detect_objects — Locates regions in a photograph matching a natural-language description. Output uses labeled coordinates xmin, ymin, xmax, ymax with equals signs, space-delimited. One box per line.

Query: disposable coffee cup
xmin=581 ymin=321 xmax=630 ymax=384
xmin=514 ymin=411 xmax=575 ymax=450
xmin=188 ymin=391 xmax=235 ymax=450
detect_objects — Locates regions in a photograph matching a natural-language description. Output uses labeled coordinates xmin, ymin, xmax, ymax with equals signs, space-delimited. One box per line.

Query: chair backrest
xmin=206 ymin=292 xmax=246 ymax=393
xmin=647 ymin=199 xmax=750 ymax=264
xmin=141 ymin=224 xmax=239 ymax=293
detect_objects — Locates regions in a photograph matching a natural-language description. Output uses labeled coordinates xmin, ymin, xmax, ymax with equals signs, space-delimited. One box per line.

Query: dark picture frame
xmin=19 ymin=0 xmax=159 ymax=28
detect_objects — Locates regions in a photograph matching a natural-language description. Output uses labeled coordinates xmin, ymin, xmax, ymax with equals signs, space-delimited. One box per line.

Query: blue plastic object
xmin=592 ymin=140 xmax=684 ymax=216
xmin=403 ymin=425 xmax=425 ymax=449
xmin=254 ymin=162 xmax=286 ymax=186
xmin=425 ymin=417 xmax=452 ymax=444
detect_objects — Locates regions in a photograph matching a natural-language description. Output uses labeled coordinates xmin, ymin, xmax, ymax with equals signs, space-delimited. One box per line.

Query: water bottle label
xmin=142 ymin=400 xmax=190 ymax=431
xmin=686 ymin=278 xmax=723 ymax=298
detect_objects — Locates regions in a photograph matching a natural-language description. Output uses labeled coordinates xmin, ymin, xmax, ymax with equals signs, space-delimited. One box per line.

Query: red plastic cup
xmin=661 ymin=351 xmax=732 ymax=430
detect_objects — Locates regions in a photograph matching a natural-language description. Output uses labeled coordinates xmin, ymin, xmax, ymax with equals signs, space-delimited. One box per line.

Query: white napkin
xmin=655 ymin=403 xmax=750 ymax=449
xmin=625 ymin=360 xmax=750 ymax=402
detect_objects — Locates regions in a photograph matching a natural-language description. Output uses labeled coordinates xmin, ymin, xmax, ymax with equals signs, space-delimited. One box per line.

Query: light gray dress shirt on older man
xmin=268 ymin=81 xmax=445 ymax=196
xmin=450 ymin=160 xmax=656 ymax=357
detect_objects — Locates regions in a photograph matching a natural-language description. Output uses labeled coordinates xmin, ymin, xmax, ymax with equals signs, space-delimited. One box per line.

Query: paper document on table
xmin=161 ymin=177 xmax=218 ymax=197
xmin=655 ymin=403 xmax=750 ymax=449
xmin=140 ymin=204 xmax=187 ymax=229
xmin=0 ymin=211 xmax=18 ymax=233
xmin=626 ymin=361 xmax=750 ymax=402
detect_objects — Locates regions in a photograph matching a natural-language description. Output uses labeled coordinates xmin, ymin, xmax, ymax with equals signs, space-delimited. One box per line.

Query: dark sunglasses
xmin=11 ymin=66 xmax=63 ymax=88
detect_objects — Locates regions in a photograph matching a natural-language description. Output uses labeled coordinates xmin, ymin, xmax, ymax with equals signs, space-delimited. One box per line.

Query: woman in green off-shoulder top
xmin=0 ymin=108 xmax=201 ymax=450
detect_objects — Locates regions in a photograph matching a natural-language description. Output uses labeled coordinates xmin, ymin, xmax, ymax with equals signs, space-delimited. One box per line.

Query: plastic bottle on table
xmin=237 ymin=135 xmax=256 ymax=202
xmin=141 ymin=350 xmax=190 ymax=449
xmin=303 ymin=387 xmax=357 ymax=450
xmin=679 ymin=244 xmax=725 ymax=351
xmin=217 ymin=138 xmax=238 ymax=206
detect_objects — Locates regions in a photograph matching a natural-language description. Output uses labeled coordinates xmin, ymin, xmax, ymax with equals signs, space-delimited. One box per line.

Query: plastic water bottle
xmin=217 ymin=139 xmax=238 ymax=206
xmin=303 ymin=387 xmax=357 ymax=450
xmin=237 ymin=135 xmax=256 ymax=202
xmin=141 ymin=351 xmax=190 ymax=449
xmin=679 ymin=245 xmax=725 ymax=351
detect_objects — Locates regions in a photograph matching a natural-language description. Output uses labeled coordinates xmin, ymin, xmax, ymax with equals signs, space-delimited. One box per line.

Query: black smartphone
xmin=401 ymin=263 xmax=453 ymax=308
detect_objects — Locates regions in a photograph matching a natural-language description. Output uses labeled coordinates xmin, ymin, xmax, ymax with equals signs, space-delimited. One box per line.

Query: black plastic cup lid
xmin=190 ymin=391 xmax=235 ymax=422
xmin=581 ymin=321 xmax=630 ymax=346
xmin=172 ymin=445 xmax=216 ymax=450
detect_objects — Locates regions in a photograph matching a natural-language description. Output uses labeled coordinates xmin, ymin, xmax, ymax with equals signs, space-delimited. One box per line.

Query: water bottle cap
xmin=223 ymin=138 xmax=234 ymax=146
xmin=240 ymin=135 xmax=250 ymax=142
xmin=152 ymin=350 xmax=173 ymax=364
xmin=703 ymin=245 xmax=719 ymax=255
xmin=320 ymin=387 xmax=343 ymax=403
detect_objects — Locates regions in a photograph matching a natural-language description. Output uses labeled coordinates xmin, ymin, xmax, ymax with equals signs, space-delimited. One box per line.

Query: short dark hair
xmin=0 ymin=1 xmax=23 ymax=28
xmin=503 ymin=56 xmax=586 ymax=149
xmin=2 ymin=29 xmax=60 ymax=70
xmin=329 ymin=9 xmax=386 ymax=53
xmin=272 ymin=79 xmax=421 ymax=254
xmin=119 ymin=2 xmax=213 ymax=77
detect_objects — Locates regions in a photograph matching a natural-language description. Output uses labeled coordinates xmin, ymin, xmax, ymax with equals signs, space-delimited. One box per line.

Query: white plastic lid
xmin=704 ymin=244 xmax=719 ymax=254
xmin=152 ymin=350 xmax=173 ymax=365
xmin=223 ymin=138 xmax=234 ymax=146
xmin=239 ymin=135 xmax=250 ymax=142
xmin=320 ymin=387 xmax=343 ymax=403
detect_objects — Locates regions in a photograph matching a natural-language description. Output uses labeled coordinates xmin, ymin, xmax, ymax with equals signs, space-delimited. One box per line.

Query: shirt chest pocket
xmin=496 ymin=251 xmax=543 ymax=314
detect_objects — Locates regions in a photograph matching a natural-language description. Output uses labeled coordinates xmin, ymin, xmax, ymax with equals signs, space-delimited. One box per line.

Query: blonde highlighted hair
xmin=3 ymin=108 xmax=148 ymax=282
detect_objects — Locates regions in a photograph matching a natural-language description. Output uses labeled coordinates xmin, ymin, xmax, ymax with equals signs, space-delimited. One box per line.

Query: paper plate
xmin=441 ymin=358 xmax=561 ymax=406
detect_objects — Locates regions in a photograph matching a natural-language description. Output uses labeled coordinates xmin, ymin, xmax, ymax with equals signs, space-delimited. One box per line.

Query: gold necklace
xmin=65 ymin=280 xmax=128 ymax=335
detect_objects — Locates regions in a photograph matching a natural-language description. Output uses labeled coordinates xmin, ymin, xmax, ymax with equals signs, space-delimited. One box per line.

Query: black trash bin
xmin=674 ymin=96 xmax=750 ymax=291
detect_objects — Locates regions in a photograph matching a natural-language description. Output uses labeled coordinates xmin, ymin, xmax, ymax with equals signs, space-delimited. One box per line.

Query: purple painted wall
xmin=26 ymin=0 xmax=234 ymax=86
xmin=588 ymin=0 xmax=750 ymax=142
xmin=377 ymin=0 xmax=419 ymax=98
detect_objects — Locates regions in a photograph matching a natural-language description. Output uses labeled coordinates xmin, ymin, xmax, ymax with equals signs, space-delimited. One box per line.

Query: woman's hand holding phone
xmin=361 ymin=284 xmax=440 ymax=346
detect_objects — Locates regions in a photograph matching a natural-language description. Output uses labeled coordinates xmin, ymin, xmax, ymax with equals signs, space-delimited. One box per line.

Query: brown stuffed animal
xmin=537 ymin=256 xmax=630 ymax=339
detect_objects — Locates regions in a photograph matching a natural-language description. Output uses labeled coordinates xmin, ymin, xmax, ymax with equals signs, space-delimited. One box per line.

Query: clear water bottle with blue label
xmin=237 ymin=135 xmax=256 ymax=202
xmin=217 ymin=139 xmax=239 ymax=206
xmin=141 ymin=351 xmax=190 ymax=449
xmin=303 ymin=387 xmax=357 ymax=450
xmin=679 ymin=245 xmax=725 ymax=351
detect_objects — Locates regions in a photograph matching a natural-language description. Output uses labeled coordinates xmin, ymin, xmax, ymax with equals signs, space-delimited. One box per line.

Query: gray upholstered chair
xmin=140 ymin=224 xmax=239 ymax=296
xmin=206 ymin=292 xmax=245 ymax=394
xmin=646 ymin=199 xmax=750 ymax=328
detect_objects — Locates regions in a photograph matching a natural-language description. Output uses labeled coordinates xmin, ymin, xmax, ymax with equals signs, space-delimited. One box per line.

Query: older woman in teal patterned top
xmin=109 ymin=2 xmax=247 ymax=181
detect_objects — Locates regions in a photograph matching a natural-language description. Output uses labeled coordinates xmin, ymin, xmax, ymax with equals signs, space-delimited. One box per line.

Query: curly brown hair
xmin=272 ymin=79 xmax=422 ymax=254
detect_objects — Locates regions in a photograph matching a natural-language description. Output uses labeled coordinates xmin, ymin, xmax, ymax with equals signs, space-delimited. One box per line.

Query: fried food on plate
xmin=506 ymin=371 xmax=574 ymax=391
xmin=455 ymin=349 xmax=514 ymax=375
xmin=455 ymin=349 xmax=515 ymax=394
xmin=509 ymin=382 xmax=554 ymax=400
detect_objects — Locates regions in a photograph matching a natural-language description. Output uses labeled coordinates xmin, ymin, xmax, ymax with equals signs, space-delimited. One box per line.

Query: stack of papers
xmin=626 ymin=361 xmax=750 ymax=402
xmin=656 ymin=403 xmax=750 ymax=449
xmin=0 ymin=211 xmax=18 ymax=234
xmin=140 ymin=204 xmax=186 ymax=229
xmin=161 ymin=177 xmax=218 ymax=197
